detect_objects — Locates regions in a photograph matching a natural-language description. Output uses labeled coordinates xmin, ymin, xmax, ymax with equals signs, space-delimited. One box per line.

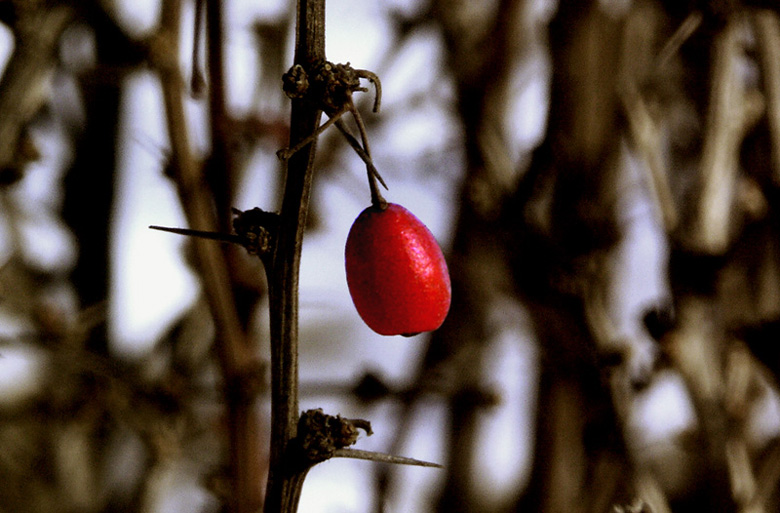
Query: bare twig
xmin=276 ymin=106 xmax=349 ymax=160
xmin=355 ymin=69 xmax=382 ymax=112
xmin=654 ymin=11 xmax=703 ymax=71
xmin=333 ymin=119 xmax=389 ymax=191
xmin=346 ymin=99 xmax=386 ymax=207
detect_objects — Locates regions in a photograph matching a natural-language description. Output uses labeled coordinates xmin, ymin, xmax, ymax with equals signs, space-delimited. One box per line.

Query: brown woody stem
xmin=263 ymin=1 xmax=326 ymax=512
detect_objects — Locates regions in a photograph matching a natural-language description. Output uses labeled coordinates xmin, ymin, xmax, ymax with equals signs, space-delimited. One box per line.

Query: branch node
xmin=278 ymin=60 xmax=383 ymax=164
xmin=282 ymin=63 xmax=310 ymax=99
xmin=231 ymin=207 xmax=280 ymax=257
xmin=149 ymin=207 xmax=280 ymax=261
xmin=292 ymin=408 xmax=372 ymax=465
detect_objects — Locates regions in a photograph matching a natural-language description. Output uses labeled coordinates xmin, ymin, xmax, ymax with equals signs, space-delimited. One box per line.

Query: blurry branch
xmin=190 ymin=0 xmax=206 ymax=97
xmin=205 ymin=0 xmax=236 ymax=228
xmin=510 ymin=2 xmax=663 ymax=512
xmin=655 ymin=11 xmax=703 ymax=70
xmin=752 ymin=438 xmax=780 ymax=510
xmin=691 ymin=14 xmax=763 ymax=254
xmin=0 ymin=294 xmax=216 ymax=511
xmin=723 ymin=344 xmax=760 ymax=507
xmin=664 ymin=297 xmax=735 ymax=508
xmin=62 ymin=0 xmax=144 ymax=354
xmin=152 ymin=1 xmax=264 ymax=513
xmin=619 ymin=3 xmax=679 ymax=233
xmin=619 ymin=4 xmax=780 ymax=504
xmin=754 ymin=10 xmax=780 ymax=185
xmin=153 ymin=0 xmax=254 ymax=393
xmin=0 ymin=4 xmax=73 ymax=177
xmin=620 ymin=78 xmax=678 ymax=231
xmin=654 ymin=10 xmax=780 ymax=511
xmin=204 ymin=2 xmax=268 ymax=511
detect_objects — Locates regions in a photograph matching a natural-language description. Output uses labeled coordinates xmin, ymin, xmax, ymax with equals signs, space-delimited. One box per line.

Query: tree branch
xmin=263 ymin=1 xmax=326 ymax=512
xmin=153 ymin=2 xmax=263 ymax=513
xmin=0 ymin=5 xmax=73 ymax=173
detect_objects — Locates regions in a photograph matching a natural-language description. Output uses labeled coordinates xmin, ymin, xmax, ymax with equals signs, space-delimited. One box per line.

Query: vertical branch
xmin=154 ymin=1 xmax=262 ymax=513
xmin=202 ymin=4 xmax=268 ymax=507
xmin=264 ymin=1 xmax=326 ymax=512
xmin=156 ymin=0 xmax=250 ymax=379
xmin=205 ymin=0 xmax=235 ymax=229
xmin=754 ymin=10 xmax=780 ymax=185
xmin=510 ymin=2 xmax=637 ymax=512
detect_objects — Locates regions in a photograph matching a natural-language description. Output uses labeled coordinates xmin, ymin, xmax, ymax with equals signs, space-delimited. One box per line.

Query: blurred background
xmin=2 ymin=0 xmax=780 ymax=512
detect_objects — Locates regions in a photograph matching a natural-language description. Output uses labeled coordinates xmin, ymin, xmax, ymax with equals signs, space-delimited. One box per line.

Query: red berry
xmin=345 ymin=203 xmax=451 ymax=336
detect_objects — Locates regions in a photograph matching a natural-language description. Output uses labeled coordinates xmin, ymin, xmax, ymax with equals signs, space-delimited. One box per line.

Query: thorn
xmin=149 ymin=225 xmax=244 ymax=245
xmin=276 ymin=108 xmax=349 ymax=161
xmin=332 ymin=448 xmax=442 ymax=468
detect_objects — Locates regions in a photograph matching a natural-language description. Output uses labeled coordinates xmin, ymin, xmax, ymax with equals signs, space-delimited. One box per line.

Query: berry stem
xmin=333 ymin=120 xmax=388 ymax=191
xmin=348 ymin=99 xmax=387 ymax=209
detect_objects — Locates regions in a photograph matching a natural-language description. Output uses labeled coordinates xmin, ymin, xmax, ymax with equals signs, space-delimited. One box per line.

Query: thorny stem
xmin=277 ymin=60 xmax=387 ymax=208
xmin=263 ymin=0 xmax=325 ymax=512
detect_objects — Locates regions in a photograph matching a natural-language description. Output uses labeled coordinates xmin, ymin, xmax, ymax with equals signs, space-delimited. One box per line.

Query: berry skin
xmin=345 ymin=203 xmax=451 ymax=336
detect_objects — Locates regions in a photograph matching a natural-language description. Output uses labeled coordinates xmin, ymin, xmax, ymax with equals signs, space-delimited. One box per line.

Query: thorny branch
xmin=263 ymin=2 xmax=439 ymax=510
xmin=262 ymin=0 xmax=326 ymax=511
